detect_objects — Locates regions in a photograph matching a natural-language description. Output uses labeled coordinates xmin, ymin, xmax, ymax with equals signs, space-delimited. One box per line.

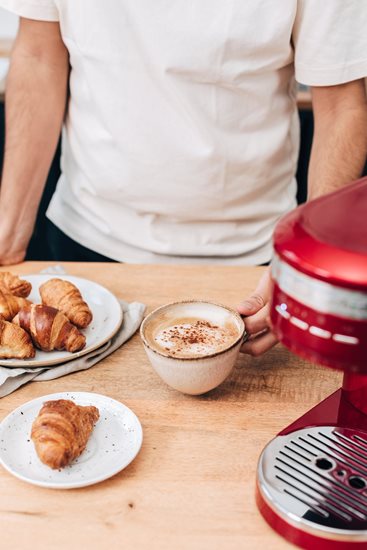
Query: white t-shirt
xmin=1 ymin=1 xmax=367 ymax=264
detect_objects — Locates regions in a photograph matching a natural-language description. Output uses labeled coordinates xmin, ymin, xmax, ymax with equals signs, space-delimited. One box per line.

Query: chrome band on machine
xmin=271 ymin=254 xmax=367 ymax=321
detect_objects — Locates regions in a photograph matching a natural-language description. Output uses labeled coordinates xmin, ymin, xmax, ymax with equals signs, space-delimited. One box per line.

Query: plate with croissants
xmin=0 ymin=272 xmax=123 ymax=367
xmin=0 ymin=391 xmax=143 ymax=489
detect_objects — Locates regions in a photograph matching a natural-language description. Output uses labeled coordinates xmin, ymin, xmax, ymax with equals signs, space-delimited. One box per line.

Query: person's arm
xmin=238 ymin=79 xmax=367 ymax=356
xmin=0 ymin=17 xmax=69 ymax=265
xmin=308 ymin=79 xmax=367 ymax=198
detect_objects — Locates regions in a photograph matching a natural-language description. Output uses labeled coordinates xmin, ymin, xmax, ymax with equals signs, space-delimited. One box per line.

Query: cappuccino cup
xmin=140 ymin=300 xmax=245 ymax=395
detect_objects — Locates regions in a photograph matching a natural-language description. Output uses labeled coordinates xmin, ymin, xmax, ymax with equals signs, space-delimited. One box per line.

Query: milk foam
xmin=153 ymin=318 xmax=238 ymax=358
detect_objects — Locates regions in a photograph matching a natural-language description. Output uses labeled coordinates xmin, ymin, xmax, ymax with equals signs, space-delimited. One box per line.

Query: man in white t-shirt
xmin=0 ymin=1 xmax=367 ymax=356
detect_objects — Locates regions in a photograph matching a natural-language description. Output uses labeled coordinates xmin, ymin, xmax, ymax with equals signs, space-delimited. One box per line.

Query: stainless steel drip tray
xmin=257 ymin=426 xmax=367 ymax=541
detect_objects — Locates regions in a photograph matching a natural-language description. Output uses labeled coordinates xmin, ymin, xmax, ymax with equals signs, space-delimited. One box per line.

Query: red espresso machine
xmin=256 ymin=177 xmax=367 ymax=548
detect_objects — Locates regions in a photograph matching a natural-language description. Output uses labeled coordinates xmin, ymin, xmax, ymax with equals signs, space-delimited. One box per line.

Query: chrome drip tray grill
xmin=257 ymin=426 xmax=367 ymax=540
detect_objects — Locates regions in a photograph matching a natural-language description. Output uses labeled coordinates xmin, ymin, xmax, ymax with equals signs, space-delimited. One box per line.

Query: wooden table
xmin=0 ymin=262 xmax=341 ymax=549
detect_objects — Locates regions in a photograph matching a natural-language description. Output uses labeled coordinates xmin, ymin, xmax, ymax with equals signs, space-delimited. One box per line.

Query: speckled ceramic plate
xmin=0 ymin=392 xmax=143 ymax=489
xmin=0 ymin=275 xmax=123 ymax=367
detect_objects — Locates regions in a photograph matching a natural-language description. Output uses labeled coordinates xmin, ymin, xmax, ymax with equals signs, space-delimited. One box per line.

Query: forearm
xmin=308 ymin=81 xmax=367 ymax=199
xmin=0 ymin=25 xmax=68 ymax=262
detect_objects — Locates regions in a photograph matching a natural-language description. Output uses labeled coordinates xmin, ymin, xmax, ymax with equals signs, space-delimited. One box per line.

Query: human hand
xmin=0 ymin=244 xmax=27 ymax=266
xmin=0 ymin=227 xmax=28 ymax=266
xmin=236 ymin=268 xmax=278 ymax=356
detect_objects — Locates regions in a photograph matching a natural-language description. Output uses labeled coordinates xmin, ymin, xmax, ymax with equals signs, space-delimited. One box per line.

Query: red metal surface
xmin=270 ymin=283 xmax=367 ymax=375
xmin=273 ymin=177 xmax=367 ymax=290
xmin=343 ymin=373 xmax=367 ymax=416
xmin=258 ymin=389 xmax=367 ymax=547
xmin=278 ymin=389 xmax=367 ymax=436
xmin=257 ymin=177 xmax=367 ymax=547
xmin=256 ymin=483 xmax=367 ymax=549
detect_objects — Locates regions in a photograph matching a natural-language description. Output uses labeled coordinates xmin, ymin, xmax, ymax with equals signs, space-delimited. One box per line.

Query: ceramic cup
xmin=140 ymin=300 xmax=245 ymax=395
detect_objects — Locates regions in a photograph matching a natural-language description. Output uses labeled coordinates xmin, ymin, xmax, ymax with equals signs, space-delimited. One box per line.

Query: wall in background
xmin=0 ymin=9 xmax=18 ymax=37
xmin=0 ymin=10 xmax=18 ymax=90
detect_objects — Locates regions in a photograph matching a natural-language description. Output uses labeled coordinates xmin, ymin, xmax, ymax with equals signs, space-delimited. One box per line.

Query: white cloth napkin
xmin=0 ymin=300 xmax=145 ymax=398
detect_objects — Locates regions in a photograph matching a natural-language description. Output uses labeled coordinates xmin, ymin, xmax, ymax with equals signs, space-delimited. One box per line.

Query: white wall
xmin=0 ymin=9 xmax=18 ymax=93
xmin=0 ymin=8 xmax=18 ymax=39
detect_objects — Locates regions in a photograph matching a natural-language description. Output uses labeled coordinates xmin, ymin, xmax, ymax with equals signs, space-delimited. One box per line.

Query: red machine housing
xmin=257 ymin=177 xmax=367 ymax=548
xmin=271 ymin=177 xmax=367 ymax=415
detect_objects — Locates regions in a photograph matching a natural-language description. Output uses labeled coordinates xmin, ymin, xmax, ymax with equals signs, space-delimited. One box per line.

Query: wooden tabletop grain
xmin=0 ymin=262 xmax=341 ymax=550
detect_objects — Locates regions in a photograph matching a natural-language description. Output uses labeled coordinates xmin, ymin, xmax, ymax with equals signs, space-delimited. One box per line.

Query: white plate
xmin=0 ymin=274 xmax=123 ymax=367
xmin=0 ymin=392 xmax=143 ymax=489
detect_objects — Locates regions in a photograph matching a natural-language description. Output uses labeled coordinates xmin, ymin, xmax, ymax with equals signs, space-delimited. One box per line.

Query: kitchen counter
xmin=0 ymin=262 xmax=341 ymax=550
xmin=0 ymin=38 xmax=12 ymax=100
xmin=0 ymin=38 xmax=12 ymax=57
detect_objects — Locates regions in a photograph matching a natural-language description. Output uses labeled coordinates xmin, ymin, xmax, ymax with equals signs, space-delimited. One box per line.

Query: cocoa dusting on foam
xmin=154 ymin=318 xmax=238 ymax=358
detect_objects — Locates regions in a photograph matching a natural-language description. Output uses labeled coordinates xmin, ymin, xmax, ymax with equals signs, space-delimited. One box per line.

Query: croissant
xmin=0 ymin=289 xmax=30 ymax=321
xmin=0 ymin=271 xmax=32 ymax=298
xmin=0 ymin=315 xmax=35 ymax=359
xmin=31 ymin=399 xmax=100 ymax=469
xmin=15 ymin=304 xmax=86 ymax=353
xmin=39 ymin=278 xmax=93 ymax=329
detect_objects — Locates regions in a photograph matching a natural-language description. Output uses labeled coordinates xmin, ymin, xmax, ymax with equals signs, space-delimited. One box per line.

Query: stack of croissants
xmin=0 ymin=272 xmax=93 ymax=359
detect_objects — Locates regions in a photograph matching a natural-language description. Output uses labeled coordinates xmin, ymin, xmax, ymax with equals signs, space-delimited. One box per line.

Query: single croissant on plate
xmin=31 ymin=399 xmax=100 ymax=469
xmin=0 ymin=288 xmax=30 ymax=321
xmin=14 ymin=304 xmax=86 ymax=353
xmin=0 ymin=272 xmax=32 ymax=298
xmin=0 ymin=315 xmax=35 ymax=359
xmin=39 ymin=278 xmax=93 ymax=329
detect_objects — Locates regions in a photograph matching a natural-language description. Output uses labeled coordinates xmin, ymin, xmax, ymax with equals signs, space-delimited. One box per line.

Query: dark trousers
xmin=46 ymin=221 xmax=117 ymax=262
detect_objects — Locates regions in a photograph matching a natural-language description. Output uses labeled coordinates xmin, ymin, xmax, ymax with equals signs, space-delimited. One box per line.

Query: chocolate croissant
xmin=31 ymin=399 xmax=100 ymax=469
xmin=0 ymin=288 xmax=30 ymax=321
xmin=0 ymin=315 xmax=35 ymax=359
xmin=39 ymin=278 xmax=93 ymax=329
xmin=14 ymin=304 xmax=86 ymax=353
xmin=0 ymin=271 xmax=32 ymax=298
